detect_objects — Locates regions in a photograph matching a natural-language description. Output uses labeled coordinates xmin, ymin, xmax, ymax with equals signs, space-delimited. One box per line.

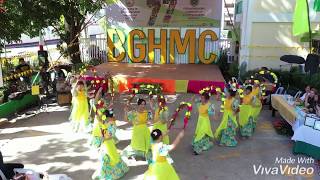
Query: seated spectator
xmin=0 ymin=151 xmax=24 ymax=179
xmin=298 ymin=85 xmax=311 ymax=102
xmin=304 ymin=88 xmax=318 ymax=114
xmin=15 ymin=58 xmax=30 ymax=73
xmin=15 ymin=58 xmax=31 ymax=85
xmin=316 ymin=102 xmax=320 ymax=117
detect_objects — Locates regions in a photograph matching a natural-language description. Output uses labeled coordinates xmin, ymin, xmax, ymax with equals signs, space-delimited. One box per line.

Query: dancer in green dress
xmin=214 ymin=88 xmax=239 ymax=147
xmin=192 ymin=92 xmax=215 ymax=155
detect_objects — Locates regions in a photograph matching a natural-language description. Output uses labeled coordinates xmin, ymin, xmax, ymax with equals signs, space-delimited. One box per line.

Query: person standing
xmin=214 ymin=89 xmax=239 ymax=147
xmin=124 ymin=98 xmax=151 ymax=161
xmin=191 ymin=92 xmax=215 ymax=155
xmin=251 ymin=80 xmax=262 ymax=129
xmin=239 ymin=86 xmax=255 ymax=138
xmin=150 ymin=95 xmax=170 ymax=144
xmin=69 ymin=78 xmax=90 ymax=132
xmin=144 ymin=129 xmax=184 ymax=180
xmin=92 ymin=110 xmax=129 ymax=180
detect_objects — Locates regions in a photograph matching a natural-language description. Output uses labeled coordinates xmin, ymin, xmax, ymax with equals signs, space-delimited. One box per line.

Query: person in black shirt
xmin=0 ymin=151 xmax=24 ymax=179
xmin=15 ymin=58 xmax=31 ymax=85
xmin=15 ymin=58 xmax=30 ymax=73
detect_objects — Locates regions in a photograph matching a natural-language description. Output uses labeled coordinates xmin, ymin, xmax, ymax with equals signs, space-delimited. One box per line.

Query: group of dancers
xmin=68 ymin=74 xmax=264 ymax=180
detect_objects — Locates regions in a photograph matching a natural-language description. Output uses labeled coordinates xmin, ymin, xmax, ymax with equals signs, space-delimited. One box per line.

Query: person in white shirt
xmin=299 ymin=85 xmax=311 ymax=102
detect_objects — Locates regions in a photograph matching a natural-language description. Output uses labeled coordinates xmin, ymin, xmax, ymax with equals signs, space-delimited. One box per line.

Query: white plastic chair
xmin=294 ymin=91 xmax=302 ymax=99
xmin=0 ymin=169 xmax=7 ymax=180
xmin=274 ymin=87 xmax=285 ymax=94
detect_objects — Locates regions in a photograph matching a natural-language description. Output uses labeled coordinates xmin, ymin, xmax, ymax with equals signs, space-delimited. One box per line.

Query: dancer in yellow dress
xmin=124 ymin=98 xmax=151 ymax=161
xmin=192 ymin=92 xmax=215 ymax=155
xmin=214 ymin=88 xmax=239 ymax=147
xmin=150 ymin=95 xmax=170 ymax=144
xmin=92 ymin=109 xmax=129 ymax=180
xmin=251 ymin=80 xmax=262 ymax=129
xmin=144 ymin=129 xmax=185 ymax=180
xmin=90 ymin=87 xmax=114 ymax=149
xmin=70 ymin=79 xmax=89 ymax=132
xmin=239 ymin=85 xmax=255 ymax=138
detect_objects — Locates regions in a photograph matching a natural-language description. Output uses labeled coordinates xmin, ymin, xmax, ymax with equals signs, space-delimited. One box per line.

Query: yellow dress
xmin=153 ymin=106 xmax=169 ymax=144
xmin=251 ymin=87 xmax=262 ymax=124
xmin=144 ymin=143 xmax=180 ymax=180
xmin=192 ymin=102 xmax=214 ymax=154
xmin=70 ymin=90 xmax=89 ymax=131
xmin=92 ymin=122 xmax=129 ymax=180
xmin=214 ymin=97 xmax=238 ymax=146
xmin=129 ymin=111 xmax=151 ymax=157
xmin=239 ymin=94 xmax=254 ymax=137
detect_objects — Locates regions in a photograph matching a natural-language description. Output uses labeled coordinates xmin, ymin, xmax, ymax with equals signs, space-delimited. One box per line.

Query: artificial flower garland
xmin=3 ymin=69 xmax=33 ymax=81
xmin=79 ymin=65 xmax=115 ymax=97
xmin=199 ymin=85 xmax=215 ymax=96
xmin=258 ymin=70 xmax=278 ymax=84
xmin=130 ymin=83 xmax=163 ymax=97
xmin=169 ymin=102 xmax=192 ymax=129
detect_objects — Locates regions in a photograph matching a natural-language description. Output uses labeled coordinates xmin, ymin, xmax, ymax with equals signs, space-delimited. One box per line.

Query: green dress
xmin=144 ymin=142 xmax=180 ymax=180
xmin=251 ymin=87 xmax=262 ymax=128
xmin=239 ymin=94 xmax=254 ymax=137
xmin=70 ymin=89 xmax=89 ymax=132
xmin=192 ymin=102 xmax=214 ymax=154
xmin=92 ymin=122 xmax=129 ymax=180
xmin=214 ymin=97 xmax=239 ymax=147
xmin=123 ymin=110 xmax=152 ymax=162
xmin=153 ymin=105 xmax=170 ymax=144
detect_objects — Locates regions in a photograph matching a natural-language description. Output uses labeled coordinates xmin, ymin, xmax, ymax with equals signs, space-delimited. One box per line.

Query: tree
xmin=2 ymin=0 xmax=105 ymax=64
xmin=0 ymin=1 xmax=43 ymax=49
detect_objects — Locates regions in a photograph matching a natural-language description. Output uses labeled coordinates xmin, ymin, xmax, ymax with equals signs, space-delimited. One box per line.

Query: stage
xmin=95 ymin=63 xmax=225 ymax=93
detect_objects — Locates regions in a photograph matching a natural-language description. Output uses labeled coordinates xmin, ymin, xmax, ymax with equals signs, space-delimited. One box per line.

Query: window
xmin=235 ymin=1 xmax=243 ymax=14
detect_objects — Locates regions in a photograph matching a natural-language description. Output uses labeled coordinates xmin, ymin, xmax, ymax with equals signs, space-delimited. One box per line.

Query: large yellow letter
xmin=128 ymin=29 xmax=146 ymax=63
xmin=169 ymin=29 xmax=196 ymax=64
xmin=148 ymin=29 xmax=167 ymax=64
xmin=107 ymin=29 xmax=126 ymax=62
xmin=198 ymin=30 xmax=218 ymax=64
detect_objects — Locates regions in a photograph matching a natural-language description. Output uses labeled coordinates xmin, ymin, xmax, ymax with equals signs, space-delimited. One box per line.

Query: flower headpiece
xmin=152 ymin=131 xmax=158 ymax=136
xmin=199 ymin=85 xmax=215 ymax=96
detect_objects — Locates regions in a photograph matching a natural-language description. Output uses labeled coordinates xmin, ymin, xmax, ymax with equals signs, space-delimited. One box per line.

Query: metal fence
xmin=80 ymin=37 xmax=231 ymax=64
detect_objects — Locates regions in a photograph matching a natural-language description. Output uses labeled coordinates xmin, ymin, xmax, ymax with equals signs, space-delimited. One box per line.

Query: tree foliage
xmin=1 ymin=0 xmax=105 ymax=64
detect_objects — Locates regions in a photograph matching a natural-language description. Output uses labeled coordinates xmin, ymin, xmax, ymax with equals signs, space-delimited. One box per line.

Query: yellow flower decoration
xmin=98 ymin=110 xmax=103 ymax=116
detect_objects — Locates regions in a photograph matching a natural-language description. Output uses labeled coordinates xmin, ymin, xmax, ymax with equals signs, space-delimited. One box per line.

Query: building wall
xmin=248 ymin=22 xmax=309 ymax=69
xmin=239 ymin=0 xmax=320 ymax=70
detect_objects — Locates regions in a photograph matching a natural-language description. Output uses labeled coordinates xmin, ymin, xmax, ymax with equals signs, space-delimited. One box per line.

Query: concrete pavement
xmin=0 ymin=94 xmax=319 ymax=180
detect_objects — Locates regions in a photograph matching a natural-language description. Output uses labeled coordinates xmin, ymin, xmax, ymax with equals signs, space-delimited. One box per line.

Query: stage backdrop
xmin=104 ymin=0 xmax=222 ymax=64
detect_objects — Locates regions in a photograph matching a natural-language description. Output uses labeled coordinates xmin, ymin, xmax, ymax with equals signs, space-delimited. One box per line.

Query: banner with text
xmin=105 ymin=0 xmax=222 ymax=27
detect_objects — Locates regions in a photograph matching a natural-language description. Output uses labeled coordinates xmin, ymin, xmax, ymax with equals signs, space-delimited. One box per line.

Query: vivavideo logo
xmin=253 ymin=157 xmax=320 ymax=176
